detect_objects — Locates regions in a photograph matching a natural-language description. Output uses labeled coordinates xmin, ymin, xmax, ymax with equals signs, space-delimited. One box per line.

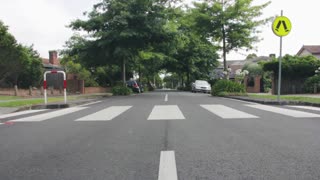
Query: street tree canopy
xmin=0 ymin=21 xmax=43 ymax=88
xmin=191 ymin=0 xmax=271 ymax=71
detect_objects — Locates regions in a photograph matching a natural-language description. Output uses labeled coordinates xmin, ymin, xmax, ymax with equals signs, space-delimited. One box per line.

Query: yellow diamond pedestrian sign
xmin=272 ymin=16 xmax=291 ymax=37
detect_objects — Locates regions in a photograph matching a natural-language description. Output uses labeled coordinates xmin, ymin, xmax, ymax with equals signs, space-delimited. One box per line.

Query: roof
xmin=42 ymin=58 xmax=50 ymax=65
xmin=297 ymin=45 xmax=320 ymax=55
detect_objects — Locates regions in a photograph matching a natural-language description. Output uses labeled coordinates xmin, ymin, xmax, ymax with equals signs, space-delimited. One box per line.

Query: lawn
xmin=0 ymin=96 xmax=78 ymax=107
xmin=0 ymin=96 xmax=23 ymax=101
xmin=248 ymin=94 xmax=320 ymax=104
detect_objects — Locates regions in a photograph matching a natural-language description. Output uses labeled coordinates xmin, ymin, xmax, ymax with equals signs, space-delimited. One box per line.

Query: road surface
xmin=1 ymin=91 xmax=320 ymax=180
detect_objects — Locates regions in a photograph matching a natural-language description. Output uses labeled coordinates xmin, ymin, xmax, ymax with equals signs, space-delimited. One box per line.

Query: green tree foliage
xmin=242 ymin=63 xmax=263 ymax=76
xmin=191 ymin=0 xmax=271 ymax=71
xmin=304 ymin=75 xmax=320 ymax=93
xmin=161 ymin=8 xmax=219 ymax=85
xmin=18 ymin=46 xmax=43 ymax=88
xmin=69 ymin=0 xmax=175 ymax=84
xmin=61 ymin=56 xmax=98 ymax=87
xmin=0 ymin=21 xmax=43 ymax=88
xmin=263 ymin=55 xmax=320 ymax=78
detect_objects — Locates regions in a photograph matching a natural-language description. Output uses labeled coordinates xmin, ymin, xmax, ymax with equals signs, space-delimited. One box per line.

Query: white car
xmin=191 ymin=80 xmax=211 ymax=93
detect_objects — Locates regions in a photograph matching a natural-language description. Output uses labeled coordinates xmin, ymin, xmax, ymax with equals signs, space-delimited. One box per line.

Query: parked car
xmin=191 ymin=80 xmax=211 ymax=93
xmin=126 ymin=80 xmax=141 ymax=93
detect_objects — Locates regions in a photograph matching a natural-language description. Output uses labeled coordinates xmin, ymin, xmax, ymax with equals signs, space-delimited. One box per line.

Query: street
xmin=1 ymin=91 xmax=320 ymax=180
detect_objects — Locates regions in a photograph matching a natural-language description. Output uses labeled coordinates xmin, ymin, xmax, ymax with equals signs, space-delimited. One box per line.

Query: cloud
xmin=0 ymin=0 xmax=99 ymax=58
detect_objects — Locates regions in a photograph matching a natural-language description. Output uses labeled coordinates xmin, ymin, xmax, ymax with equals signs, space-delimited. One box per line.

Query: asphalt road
xmin=1 ymin=91 xmax=320 ymax=180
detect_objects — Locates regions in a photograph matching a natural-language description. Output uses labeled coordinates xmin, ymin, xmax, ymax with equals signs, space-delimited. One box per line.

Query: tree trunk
xmin=222 ymin=24 xmax=227 ymax=73
xmin=138 ymin=64 xmax=141 ymax=82
xmin=14 ymin=85 xmax=18 ymax=96
xmin=122 ymin=59 xmax=126 ymax=86
xmin=186 ymin=70 xmax=190 ymax=86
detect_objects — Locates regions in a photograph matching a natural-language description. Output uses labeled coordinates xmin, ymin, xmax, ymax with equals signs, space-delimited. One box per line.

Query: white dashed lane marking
xmin=158 ymin=151 xmax=178 ymax=180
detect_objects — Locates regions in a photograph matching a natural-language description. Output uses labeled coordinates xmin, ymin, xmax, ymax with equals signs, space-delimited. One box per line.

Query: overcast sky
xmin=0 ymin=0 xmax=319 ymax=60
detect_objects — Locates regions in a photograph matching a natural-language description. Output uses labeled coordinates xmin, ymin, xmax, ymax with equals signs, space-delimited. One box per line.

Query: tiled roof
xmin=297 ymin=45 xmax=320 ymax=55
xmin=41 ymin=58 xmax=61 ymax=66
xmin=42 ymin=58 xmax=50 ymax=65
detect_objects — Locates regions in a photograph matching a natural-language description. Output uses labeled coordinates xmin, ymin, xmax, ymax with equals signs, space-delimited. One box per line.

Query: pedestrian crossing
xmin=246 ymin=104 xmax=320 ymax=118
xmin=0 ymin=109 xmax=47 ymax=119
xmin=10 ymin=107 xmax=87 ymax=122
xmin=148 ymin=105 xmax=185 ymax=120
xmin=75 ymin=106 xmax=132 ymax=121
xmin=200 ymin=105 xmax=258 ymax=119
xmin=1 ymin=104 xmax=320 ymax=125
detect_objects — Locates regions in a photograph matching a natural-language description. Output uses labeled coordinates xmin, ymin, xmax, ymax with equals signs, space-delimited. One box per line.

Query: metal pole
xmin=277 ymin=10 xmax=283 ymax=102
xmin=62 ymin=71 xmax=67 ymax=104
xmin=44 ymin=72 xmax=48 ymax=105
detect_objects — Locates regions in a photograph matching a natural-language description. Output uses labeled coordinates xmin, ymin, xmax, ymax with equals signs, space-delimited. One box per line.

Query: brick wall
xmin=84 ymin=87 xmax=111 ymax=94
xmin=0 ymin=88 xmax=63 ymax=97
xmin=244 ymin=76 xmax=261 ymax=93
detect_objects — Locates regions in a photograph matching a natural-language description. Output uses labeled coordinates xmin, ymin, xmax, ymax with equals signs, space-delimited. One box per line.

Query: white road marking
xmin=246 ymin=104 xmax=320 ymax=118
xmin=0 ymin=123 xmax=3 ymax=125
xmin=148 ymin=105 xmax=185 ymax=120
xmin=78 ymin=101 xmax=102 ymax=107
xmin=11 ymin=107 xmax=87 ymax=122
xmin=165 ymin=94 xmax=168 ymax=102
xmin=158 ymin=151 xmax=178 ymax=180
xmin=201 ymin=105 xmax=258 ymax=119
xmin=0 ymin=110 xmax=47 ymax=119
xmin=286 ymin=105 xmax=320 ymax=112
xmin=221 ymin=97 xmax=258 ymax=105
xmin=75 ymin=106 xmax=132 ymax=121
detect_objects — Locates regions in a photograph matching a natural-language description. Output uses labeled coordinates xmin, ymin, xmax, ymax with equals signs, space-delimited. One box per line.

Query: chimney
xmin=49 ymin=50 xmax=58 ymax=65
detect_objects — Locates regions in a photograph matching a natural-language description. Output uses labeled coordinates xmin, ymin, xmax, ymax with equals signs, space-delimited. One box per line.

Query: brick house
xmin=212 ymin=56 xmax=272 ymax=93
xmin=41 ymin=50 xmax=64 ymax=71
xmin=297 ymin=45 xmax=320 ymax=59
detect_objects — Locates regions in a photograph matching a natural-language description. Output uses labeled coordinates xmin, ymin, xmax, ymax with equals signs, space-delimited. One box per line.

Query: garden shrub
xmin=112 ymin=86 xmax=132 ymax=96
xmin=303 ymin=76 xmax=320 ymax=93
xmin=212 ymin=80 xmax=246 ymax=96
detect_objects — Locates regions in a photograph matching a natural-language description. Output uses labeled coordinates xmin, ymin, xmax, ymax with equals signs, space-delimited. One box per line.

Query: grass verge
xmin=0 ymin=96 xmax=23 ymax=101
xmin=248 ymin=94 xmax=320 ymax=104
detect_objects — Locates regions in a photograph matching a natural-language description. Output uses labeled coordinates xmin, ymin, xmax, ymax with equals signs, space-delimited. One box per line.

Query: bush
xmin=303 ymin=76 xmax=320 ymax=93
xmin=177 ymin=86 xmax=191 ymax=91
xmin=112 ymin=86 xmax=132 ymax=96
xmin=212 ymin=80 xmax=246 ymax=96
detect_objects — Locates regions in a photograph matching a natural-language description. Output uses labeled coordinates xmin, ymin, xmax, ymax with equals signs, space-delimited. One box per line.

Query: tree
xmin=192 ymin=0 xmax=271 ymax=73
xmin=0 ymin=21 xmax=43 ymax=88
xmin=69 ymin=0 xmax=175 ymax=85
xmin=18 ymin=46 xmax=43 ymax=88
xmin=263 ymin=55 xmax=320 ymax=78
xmin=161 ymin=8 xmax=219 ymax=86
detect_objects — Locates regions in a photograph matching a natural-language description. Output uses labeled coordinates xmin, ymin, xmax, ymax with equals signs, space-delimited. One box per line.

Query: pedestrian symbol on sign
xmin=272 ymin=16 xmax=291 ymax=37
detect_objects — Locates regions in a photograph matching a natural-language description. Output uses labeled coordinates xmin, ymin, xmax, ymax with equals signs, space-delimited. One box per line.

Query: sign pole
xmin=277 ymin=10 xmax=283 ymax=102
xmin=272 ymin=10 xmax=291 ymax=102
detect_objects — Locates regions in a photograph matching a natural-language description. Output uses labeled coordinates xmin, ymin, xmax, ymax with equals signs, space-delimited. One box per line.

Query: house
xmin=211 ymin=56 xmax=271 ymax=80
xmin=41 ymin=51 xmax=64 ymax=89
xmin=297 ymin=45 xmax=320 ymax=59
xmin=41 ymin=50 xmax=64 ymax=71
xmin=211 ymin=56 xmax=272 ymax=93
